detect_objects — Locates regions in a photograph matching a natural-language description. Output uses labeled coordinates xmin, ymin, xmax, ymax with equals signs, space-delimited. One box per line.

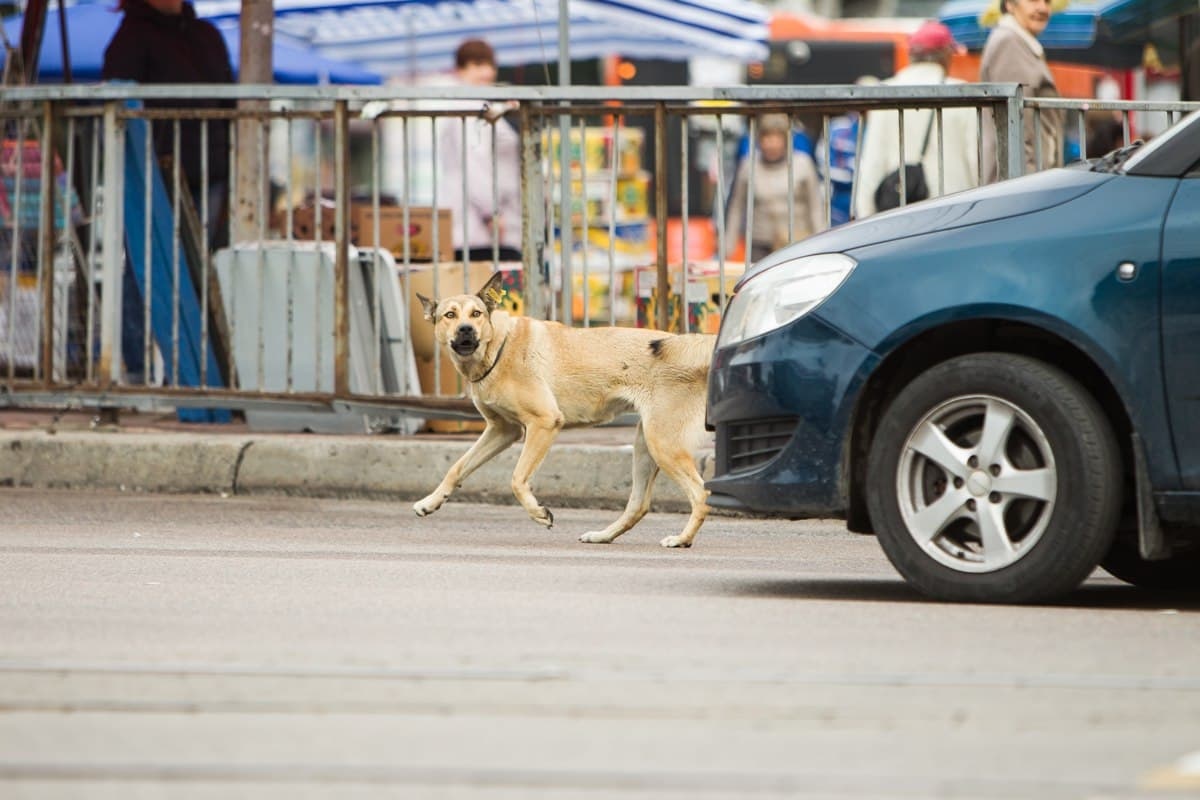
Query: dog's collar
xmin=470 ymin=336 xmax=508 ymax=383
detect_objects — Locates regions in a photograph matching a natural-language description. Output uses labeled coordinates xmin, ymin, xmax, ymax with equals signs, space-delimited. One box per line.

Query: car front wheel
xmin=866 ymin=353 xmax=1121 ymax=603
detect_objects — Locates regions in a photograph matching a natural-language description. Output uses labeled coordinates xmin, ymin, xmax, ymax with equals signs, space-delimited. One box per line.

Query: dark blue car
xmin=706 ymin=109 xmax=1200 ymax=604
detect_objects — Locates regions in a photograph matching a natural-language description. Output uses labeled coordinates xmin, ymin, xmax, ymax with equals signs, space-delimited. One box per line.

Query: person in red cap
xmin=979 ymin=0 xmax=1063 ymax=182
xmin=854 ymin=21 xmax=979 ymax=218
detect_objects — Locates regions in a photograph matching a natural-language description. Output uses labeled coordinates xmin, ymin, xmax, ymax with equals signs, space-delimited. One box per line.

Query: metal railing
xmin=2 ymin=83 xmax=1187 ymax=428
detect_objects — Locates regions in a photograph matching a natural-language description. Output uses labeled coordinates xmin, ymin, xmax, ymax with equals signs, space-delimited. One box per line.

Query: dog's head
xmin=417 ymin=272 xmax=505 ymax=359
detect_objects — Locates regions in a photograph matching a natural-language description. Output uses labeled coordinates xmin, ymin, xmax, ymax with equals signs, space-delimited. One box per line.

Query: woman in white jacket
xmin=854 ymin=22 xmax=980 ymax=220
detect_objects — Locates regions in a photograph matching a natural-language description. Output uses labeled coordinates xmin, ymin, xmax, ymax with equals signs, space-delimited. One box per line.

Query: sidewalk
xmin=0 ymin=409 xmax=714 ymax=512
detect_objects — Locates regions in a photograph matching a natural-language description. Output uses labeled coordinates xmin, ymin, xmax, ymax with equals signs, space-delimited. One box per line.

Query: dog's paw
xmin=659 ymin=535 xmax=693 ymax=549
xmin=531 ymin=506 xmax=554 ymax=528
xmin=579 ymin=530 xmax=616 ymax=544
xmin=413 ymin=495 xmax=443 ymax=517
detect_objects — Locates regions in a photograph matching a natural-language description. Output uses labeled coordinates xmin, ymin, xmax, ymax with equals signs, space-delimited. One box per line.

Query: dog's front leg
xmin=414 ymin=419 xmax=521 ymax=517
xmin=510 ymin=414 xmax=563 ymax=528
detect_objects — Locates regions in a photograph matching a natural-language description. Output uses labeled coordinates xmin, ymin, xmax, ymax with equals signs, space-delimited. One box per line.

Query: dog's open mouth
xmin=450 ymin=338 xmax=480 ymax=356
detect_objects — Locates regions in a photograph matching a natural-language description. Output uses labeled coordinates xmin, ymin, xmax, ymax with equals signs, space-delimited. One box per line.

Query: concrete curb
xmin=0 ymin=431 xmax=251 ymax=495
xmin=0 ymin=430 xmax=714 ymax=513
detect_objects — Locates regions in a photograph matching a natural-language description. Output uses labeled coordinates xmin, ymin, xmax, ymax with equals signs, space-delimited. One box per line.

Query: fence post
xmin=99 ymin=101 xmax=125 ymax=387
xmin=333 ymin=99 xmax=351 ymax=396
xmin=999 ymin=90 xmax=1025 ymax=181
xmin=557 ymin=109 xmax=573 ymax=324
xmin=38 ymin=100 xmax=55 ymax=383
xmin=654 ymin=101 xmax=669 ymax=332
xmin=520 ymin=102 xmax=546 ymax=321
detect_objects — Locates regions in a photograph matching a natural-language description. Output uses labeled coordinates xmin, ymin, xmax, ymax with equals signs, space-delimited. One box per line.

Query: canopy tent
xmin=938 ymin=0 xmax=1199 ymax=50
xmin=192 ymin=0 xmax=771 ymax=77
xmin=3 ymin=1 xmax=382 ymax=84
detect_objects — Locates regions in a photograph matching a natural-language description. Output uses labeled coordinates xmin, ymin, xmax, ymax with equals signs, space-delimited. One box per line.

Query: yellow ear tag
xmin=484 ymin=287 xmax=505 ymax=307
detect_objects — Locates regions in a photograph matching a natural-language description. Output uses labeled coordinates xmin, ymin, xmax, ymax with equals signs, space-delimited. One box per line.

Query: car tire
xmin=1101 ymin=539 xmax=1200 ymax=593
xmin=866 ymin=353 xmax=1122 ymax=603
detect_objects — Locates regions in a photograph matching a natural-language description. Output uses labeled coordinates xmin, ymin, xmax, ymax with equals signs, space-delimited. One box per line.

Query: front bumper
xmin=706 ymin=314 xmax=878 ymax=517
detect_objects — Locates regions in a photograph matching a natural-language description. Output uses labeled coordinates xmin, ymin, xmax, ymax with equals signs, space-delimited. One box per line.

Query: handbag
xmin=873 ymin=108 xmax=937 ymax=212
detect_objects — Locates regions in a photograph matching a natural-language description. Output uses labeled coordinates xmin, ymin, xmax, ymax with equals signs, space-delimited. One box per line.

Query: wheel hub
xmin=966 ymin=470 xmax=992 ymax=497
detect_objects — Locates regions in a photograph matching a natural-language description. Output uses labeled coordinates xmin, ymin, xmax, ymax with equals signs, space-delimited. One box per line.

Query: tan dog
xmin=415 ymin=273 xmax=716 ymax=548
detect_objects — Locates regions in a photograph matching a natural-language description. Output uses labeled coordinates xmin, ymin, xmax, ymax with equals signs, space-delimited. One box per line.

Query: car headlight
xmin=717 ymin=253 xmax=857 ymax=348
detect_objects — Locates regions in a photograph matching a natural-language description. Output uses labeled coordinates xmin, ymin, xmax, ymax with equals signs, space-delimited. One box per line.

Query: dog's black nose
xmin=455 ymin=324 xmax=476 ymax=338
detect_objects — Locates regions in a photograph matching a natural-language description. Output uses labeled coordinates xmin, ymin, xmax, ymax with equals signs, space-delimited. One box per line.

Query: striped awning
xmin=193 ymin=0 xmax=771 ymax=76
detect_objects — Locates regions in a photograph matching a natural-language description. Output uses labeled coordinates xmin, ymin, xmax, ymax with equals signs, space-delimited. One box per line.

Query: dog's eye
xmin=444 ymin=310 xmax=457 ymax=320
xmin=470 ymin=309 xmax=483 ymax=318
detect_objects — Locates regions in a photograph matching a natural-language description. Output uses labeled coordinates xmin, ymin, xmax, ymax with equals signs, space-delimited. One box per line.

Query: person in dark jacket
xmin=102 ymin=0 xmax=233 ymax=381
xmin=102 ymin=0 xmax=234 ymax=204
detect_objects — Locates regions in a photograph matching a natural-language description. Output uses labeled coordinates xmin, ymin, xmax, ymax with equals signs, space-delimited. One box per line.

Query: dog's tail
xmin=648 ymin=333 xmax=716 ymax=383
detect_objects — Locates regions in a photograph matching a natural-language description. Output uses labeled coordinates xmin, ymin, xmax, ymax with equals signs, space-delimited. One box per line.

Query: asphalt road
xmin=1 ymin=487 xmax=1199 ymax=799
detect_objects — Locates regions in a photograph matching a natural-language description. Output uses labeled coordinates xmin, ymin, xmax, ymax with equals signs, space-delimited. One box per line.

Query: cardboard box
xmin=635 ymin=261 xmax=744 ymax=334
xmin=404 ymin=262 xmax=523 ymax=432
xmin=291 ymin=203 xmax=453 ymax=263
xmin=353 ymin=205 xmax=453 ymax=263
xmin=290 ymin=200 xmax=345 ymax=242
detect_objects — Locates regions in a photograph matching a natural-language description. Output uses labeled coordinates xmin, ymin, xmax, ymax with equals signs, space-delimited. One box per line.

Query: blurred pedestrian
xmin=824 ymin=108 xmax=861 ymax=226
xmin=103 ymin=0 xmax=234 ymax=233
xmin=439 ymin=38 xmax=522 ymax=263
xmin=855 ymin=22 xmax=978 ymax=219
xmin=725 ymin=114 xmax=825 ymax=263
xmin=979 ymin=0 xmax=1064 ymax=182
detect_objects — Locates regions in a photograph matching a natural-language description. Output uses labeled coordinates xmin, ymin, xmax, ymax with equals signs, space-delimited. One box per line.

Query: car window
xmin=1123 ymin=109 xmax=1200 ymax=176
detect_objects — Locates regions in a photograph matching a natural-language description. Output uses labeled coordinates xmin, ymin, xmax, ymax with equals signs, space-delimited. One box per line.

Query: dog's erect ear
xmin=417 ymin=293 xmax=438 ymax=322
xmin=477 ymin=272 xmax=505 ymax=313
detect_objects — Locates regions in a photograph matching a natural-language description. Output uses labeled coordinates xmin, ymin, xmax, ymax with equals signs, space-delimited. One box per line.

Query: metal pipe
xmin=714 ymin=115 xmax=727 ymax=311
xmin=38 ymin=101 xmax=55 ymax=383
xmin=142 ymin=119 xmax=153 ymax=386
xmin=86 ymin=115 xmax=100 ymax=384
xmin=897 ymin=107 xmax=907 ymax=206
xmin=99 ymin=103 xmax=125 ymax=386
xmin=654 ymin=102 xmax=668 ymax=331
xmin=680 ymin=113 xmax=689 ymax=334
xmin=401 ymin=115 xmax=413 ymax=394
xmin=200 ymin=119 xmax=210 ymax=388
xmin=578 ymin=116 xmax=590 ymax=328
xmin=333 ymin=99 xmax=350 ymax=397
xmin=431 ymin=114 xmax=441 ymax=392
xmin=254 ymin=118 xmax=267 ymax=391
xmin=371 ymin=118 xmax=383 ymax=395
xmin=607 ymin=118 xmax=619 ymax=327
xmin=285 ymin=115 xmax=296 ymax=393
xmin=557 ymin=112 xmax=573 ymax=325
xmin=172 ymin=119 xmax=183 ymax=387
xmin=745 ymin=114 xmax=755 ymax=271
xmin=821 ymin=113 xmax=831 ymax=230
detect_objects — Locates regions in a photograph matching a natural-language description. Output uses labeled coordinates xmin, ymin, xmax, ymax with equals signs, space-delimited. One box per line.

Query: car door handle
xmin=1117 ymin=262 xmax=1137 ymax=281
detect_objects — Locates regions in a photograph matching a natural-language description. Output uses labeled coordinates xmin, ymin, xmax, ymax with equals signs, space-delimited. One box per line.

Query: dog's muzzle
xmin=450 ymin=324 xmax=480 ymax=356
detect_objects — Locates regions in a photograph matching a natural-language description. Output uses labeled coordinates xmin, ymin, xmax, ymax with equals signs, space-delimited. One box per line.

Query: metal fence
xmin=0 ymin=83 xmax=1192 ymax=429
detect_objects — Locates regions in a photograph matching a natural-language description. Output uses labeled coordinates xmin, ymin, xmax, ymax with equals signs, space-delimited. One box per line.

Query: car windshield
xmin=1119 ymin=109 xmax=1200 ymax=173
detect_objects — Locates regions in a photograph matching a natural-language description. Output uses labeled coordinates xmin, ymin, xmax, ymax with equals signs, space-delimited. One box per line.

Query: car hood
xmin=738 ymin=166 xmax=1114 ymax=289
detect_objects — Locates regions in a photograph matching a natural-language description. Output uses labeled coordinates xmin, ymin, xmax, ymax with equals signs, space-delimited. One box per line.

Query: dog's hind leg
xmin=510 ymin=413 xmax=563 ymax=528
xmin=651 ymin=449 xmax=709 ymax=548
xmin=579 ymin=421 xmax=659 ymax=544
xmin=414 ymin=417 xmax=521 ymax=517
xmin=642 ymin=402 xmax=710 ymax=549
